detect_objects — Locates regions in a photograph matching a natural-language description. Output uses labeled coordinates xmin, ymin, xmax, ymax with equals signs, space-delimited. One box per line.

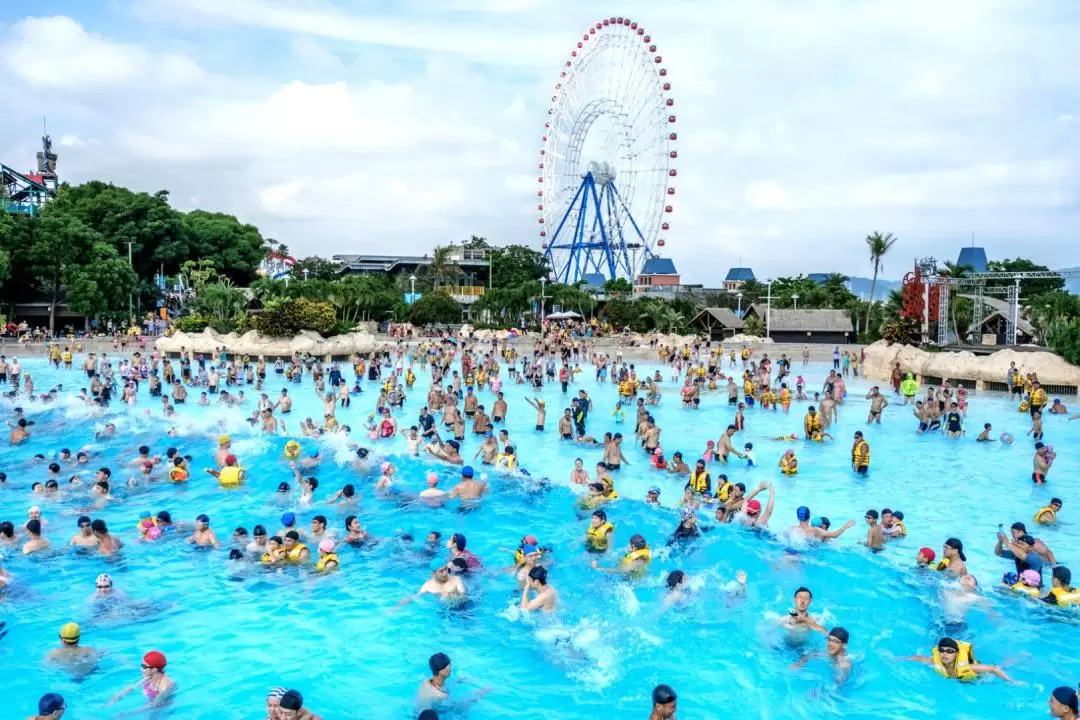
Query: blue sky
xmin=1 ymin=0 xmax=1077 ymax=283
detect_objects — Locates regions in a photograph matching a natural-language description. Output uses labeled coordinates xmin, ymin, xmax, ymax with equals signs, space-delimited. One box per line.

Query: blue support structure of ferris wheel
xmin=544 ymin=171 xmax=654 ymax=284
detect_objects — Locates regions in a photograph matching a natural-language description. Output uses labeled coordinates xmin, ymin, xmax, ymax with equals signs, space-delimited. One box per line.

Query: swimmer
xmin=399 ymin=561 xmax=467 ymax=606
xmin=863 ymin=510 xmax=884 ymax=551
xmin=187 ymin=514 xmax=219 ymax=548
xmin=790 ymin=506 xmax=855 ymax=542
xmin=449 ymin=465 xmax=487 ymax=502
xmin=418 ymin=472 xmax=448 ymax=505
xmin=22 ymin=518 xmax=49 ymax=555
xmin=592 ymin=533 xmax=651 ymax=576
xmin=520 ymin=565 xmax=557 ymax=613
xmin=108 ymin=650 xmax=176 ymax=708
xmin=45 ymin=622 xmax=100 ymax=668
xmin=648 ymin=685 xmax=677 ymax=720
xmin=791 ymin=626 xmax=852 ymax=685
xmin=315 ymin=539 xmax=339 ymax=572
xmin=645 ymin=486 xmax=661 ymax=506
xmin=904 ymin=637 xmax=1013 ymax=682
xmin=1034 ymin=498 xmax=1063 ymax=525
xmin=936 ymin=538 xmax=968 ymax=576
xmin=783 ymin=586 xmax=826 ymax=633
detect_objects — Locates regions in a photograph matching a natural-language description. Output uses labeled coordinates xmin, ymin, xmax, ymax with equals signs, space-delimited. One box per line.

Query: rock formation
xmin=861 ymin=340 xmax=1080 ymax=388
xmin=155 ymin=328 xmax=379 ymax=358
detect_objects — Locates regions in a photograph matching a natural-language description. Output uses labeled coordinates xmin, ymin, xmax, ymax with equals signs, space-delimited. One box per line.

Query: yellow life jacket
xmin=1018 ymin=400 xmax=1029 ymax=413
xmin=218 ymin=465 xmax=242 ymax=488
xmin=496 ymin=453 xmax=517 ymax=470
xmin=62 ymin=351 xmax=72 ymax=362
xmin=169 ymin=467 xmax=189 ymax=483
xmin=688 ymin=469 xmax=710 ymax=494
xmin=805 ymin=414 xmax=822 ymax=432
xmin=1009 ymin=581 xmax=1041 ymax=597
xmin=935 ymin=558 xmax=950 ymax=572
xmin=261 ymin=549 xmax=284 ymax=564
xmin=286 ymin=543 xmax=309 ymax=564
xmin=852 ymin=440 xmax=870 ymax=467
xmin=1034 ymin=507 xmax=1057 ymax=525
xmin=585 ymin=522 xmax=614 ymax=551
xmin=891 ymin=520 xmax=907 ymax=537
xmin=780 ymin=456 xmax=798 ymax=475
xmin=931 ymin=641 xmax=978 ymax=681
xmin=621 ymin=546 xmax=652 ymax=567
xmin=1031 ymin=389 xmax=1047 ymax=406
xmin=315 ymin=553 xmax=339 ymax=572
xmin=1049 ymin=586 xmax=1080 ymax=606
xmin=743 ymin=380 xmax=755 ymax=396
xmin=716 ymin=480 xmax=734 ymax=502
xmin=780 ymin=389 xmax=791 ymax=404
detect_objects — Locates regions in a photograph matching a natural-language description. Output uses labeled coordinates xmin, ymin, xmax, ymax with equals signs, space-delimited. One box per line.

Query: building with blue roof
xmin=722 ymin=267 xmax=756 ymax=291
xmin=956 ymin=247 xmax=988 ymax=273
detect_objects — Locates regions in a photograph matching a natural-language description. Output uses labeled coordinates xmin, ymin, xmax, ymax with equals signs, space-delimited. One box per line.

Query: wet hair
xmin=285 ymin=530 xmax=300 ymax=541
xmin=253 ymin=525 xmax=267 ymax=537
xmin=233 ymin=527 xmax=248 ymax=537
xmin=794 ymin=586 xmax=813 ymax=598
xmin=91 ymin=519 xmax=108 ymax=533
xmin=0 ymin=521 xmax=12 ymax=538
xmin=666 ymin=570 xmax=686 ymax=589
xmin=25 ymin=518 xmax=41 ymax=534
xmin=228 ymin=549 xmax=243 ymax=560
xmin=652 ymin=684 xmax=677 ymax=705
xmin=48 ymin=462 xmax=60 ymax=473
xmin=342 ymin=484 xmax=355 ymax=497
xmin=312 ymin=515 xmax=327 ymax=527
xmin=528 ymin=566 xmax=548 ymax=585
xmin=451 ymin=533 xmax=467 ymax=551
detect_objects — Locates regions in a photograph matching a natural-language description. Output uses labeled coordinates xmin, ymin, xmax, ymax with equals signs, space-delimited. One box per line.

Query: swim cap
xmin=1052 ymin=687 xmax=1080 ymax=713
xmin=156 ymin=510 xmax=172 ymax=523
xmin=745 ymin=499 xmax=762 ymax=514
xmin=279 ymin=690 xmax=303 ymax=711
xmin=96 ymin=573 xmax=112 ymax=588
xmin=285 ymin=441 xmax=300 ymax=458
xmin=523 ymin=534 xmax=538 ymax=545
xmin=225 ymin=454 xmax=237 ymax=465
xmin=1020 ymin=569 xmax=1041 ymax=586
xmin=38 ymin=693 xmax=65 ymax=715
xmin=196 ymin=514 xmax=210 ymax=524
xmin=59 ymin=622 xmax=80 ymax=641
xmin=426 ymin=472 xmax=438 ymax=486
xmin=919 ymin=547 xmax=936 ymax=562
xmin=936 ymin=637 xmax=959 ymax=652
xmin=318 ymin=539 xmax=335 ymax=553
xmin=521 ymin=543 xmax=539 ymax=556
xmin=146 ymin=526 xmax=162 ymax=540
xmin=139 ymin=511 xmax=151 ymax=519
xmin=828 ymin=627 xmax=850 ymax=644
xmin=1002 ymin=571 xmax=1019 ymax=586
xmin=462 ymin=465 xmax=475 ymax=478
xmin=281 ymin=512 xmax=296 ymax=526
xmin=652 ymin=684 xmax=677 ymax=705
xmin=428 ymin=652 xmax=452 ymax=674
xmin=267 ymin=687 xmax=287 ymax=701
xmin=647 ymin=486 xmax=661 ymax=496
xmin=142 ymin=650 xmax=167 ymax=669
xmin=219 ymin=435 xmax=230 ymax=446
xmin=796 ymin=506 xmax=811 ymax=522
xmin=380 ymin=461 xmax=391 ymax=473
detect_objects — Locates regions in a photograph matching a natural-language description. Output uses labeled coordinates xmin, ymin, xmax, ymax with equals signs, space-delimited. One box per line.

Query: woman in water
xmin=109 ymin=650 xmax=176 ymax=708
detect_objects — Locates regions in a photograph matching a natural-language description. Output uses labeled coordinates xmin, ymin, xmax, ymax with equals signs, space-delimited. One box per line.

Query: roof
xmin=640 ymin=258 xmax=678 ymax=275
xmin=580 ymin=273 xmax=606 ymax=289
xmin=332 ymin=253 xmax=488 ymax=274
xmin=959 ymin=294 xmax=1035 ymax=336
xmin=957 ymin=247 xmax=989 ymax=273
xmin=725 ymin=267 xmax=755 ymax=282
xmin=746 ymin=305 xmax=854 ymax=332
xmin=690 ymin=307 xmax=745 ymax=329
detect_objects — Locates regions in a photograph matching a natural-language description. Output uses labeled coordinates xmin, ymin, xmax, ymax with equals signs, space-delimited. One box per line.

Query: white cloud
xmin=0 ymin=3 xmax=1076 ymax=283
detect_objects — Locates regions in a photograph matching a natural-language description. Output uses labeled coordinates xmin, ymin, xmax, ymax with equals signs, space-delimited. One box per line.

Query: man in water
xmin=791 ymin=626 xmax=852 ymax=684
xmin=790 ymin=506 xmax=855 ymax=542
xmin=29 ymin=693 xmax=66 ymax=720
xmin=448 ymin=466 xmax=487 ymax=503
xmin=520 ymin=565 xmax=557 ymax=613
xmin=46 ymin=622 xmax=99 ymax=669
xmin=23 ymin=519 xmax=49 ymax=555
xmin=70 ymin=516 xmax=99 ymax=548
xmin=401 ymin=562 xmax=467 ymax=606
xmin=783 ymin=586 xmax=826 ymax=634
xmin=863 ymin=510 xmax=884 ymax=551
xmin=648 ymin=684 xmax=677 ymax=720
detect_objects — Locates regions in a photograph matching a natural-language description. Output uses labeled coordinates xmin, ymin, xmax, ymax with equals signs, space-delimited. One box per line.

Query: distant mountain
xmin=846 ymin=276 xmax=902 ymax=299
xmin=1061 ymin=267 xmax=1080 ymax=294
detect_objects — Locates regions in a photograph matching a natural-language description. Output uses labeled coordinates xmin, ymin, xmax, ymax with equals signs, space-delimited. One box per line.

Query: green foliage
xmin=423 ymin=246 xmax=464 ymax=288
xmin=409 ymin=291 xmax=463 ymax=326
xmin=328 ymin=275 xmax=398 ymax=325
xmin=602 ymin=298 xmax=642 ymax=331
xmin=603 ymin=277 xmax=634 ymax=294
xmin=250 ymin=297 xmax=337 ymax=337
xmin=881 ymin=317 xmax=920 ymax=345
xmin=177 ymin=315 xmax=211 ymax=332
xmin=490 ymin=244 xmax=548 ymax=288
xmin=865 ymin=230 xmax=898 ymax=328
xmin=986 ymin=258 xmax=1065 ymax=297
xmin=770 ymin=274 xmax=856 ymax=310
xmin=637 ymin=298 xmax=686 ymax=333
xmin=743 ymin=316 xmax=765 ymax=337
xmin=65 ymin=242 xmax=139 ymax=319
xmin=192 ymin=279 xmax=246 ymax=322
xmin=180 ymin=210 xmax=266 ymax=284
xmin=292 ymin=256 xmax=343 ymax=281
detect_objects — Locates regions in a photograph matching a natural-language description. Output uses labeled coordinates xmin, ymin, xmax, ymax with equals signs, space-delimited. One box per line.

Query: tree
xmin=292 ymin=256 xmax=342 ymax=281
xmin=490 ymin=244 xmax=549 ymax=288
xmin=423 ymin=246 xmax=463 ymax=289
xmin=986 ymin=258 xmax=1065 ymax=298
xmin=940 ymin=261 xmax=973 ymax=342
xmin=410 ymin=291 xmax=462 ymax=325
xmin=0 ymin=212 xmax=14 ymax=293
xmin=603 ymin=277 xmax=633 ymax=294
xmin=64 ymin=242 xmax=138 ymax=321
xmin=180 ymin=210 xmax=266 ymax=284
xmin=865 ymin=231 xmax=898 ymax=328
xmin=27 ymin=206 xmax=99 ymax=331
xmin=743 ymin=316 xmax=765 ymax=337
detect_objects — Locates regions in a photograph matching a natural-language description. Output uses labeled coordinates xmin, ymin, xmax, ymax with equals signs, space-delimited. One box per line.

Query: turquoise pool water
xmin=1 ymin=354 xmax=1078 ymax=719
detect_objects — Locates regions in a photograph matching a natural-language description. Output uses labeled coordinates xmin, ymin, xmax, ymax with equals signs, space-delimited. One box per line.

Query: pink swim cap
xmin=1020 ymin=569 xmax=1041 ymax=586
xmin=426 ymin=472 xmax=439 ymax=486
xmin=381 ymin=461 xmax=392 ymax=473
xmin=318 ymin=539 xmax=335 ymax=553
xmin=146 ymin=526 xmax=162 ymax=540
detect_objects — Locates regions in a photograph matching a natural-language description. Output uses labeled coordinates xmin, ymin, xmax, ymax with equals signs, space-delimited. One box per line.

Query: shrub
xmin=409 ymin=291 xmax=462 ymax=326
xmin=881 ymin=317 xmax=920 ymax=345
xmin=177 ymin=315 xmax=210 ymax=333
xmin=250 ymin=298 xmax=337 ymax=337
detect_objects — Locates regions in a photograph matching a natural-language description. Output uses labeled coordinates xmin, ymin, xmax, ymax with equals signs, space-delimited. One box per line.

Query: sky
xmin=0 ymin=0 xmax=1077 ymax=284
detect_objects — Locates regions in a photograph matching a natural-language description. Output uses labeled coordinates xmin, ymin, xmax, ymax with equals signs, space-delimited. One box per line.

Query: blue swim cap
xmin=811 ymin=517 xmax=824 ymax=528
xmin=39 ymin=693 xmax=65 ymax=715
xmin=462 ymin=466 xmax=474 ymax=478
xmin=281 ymin=512 xmax=296 ymax=526
xmin=796 ymin=506 xmax=811 ymax=522
xmin=648 ymin=486 xmax=661 ymax=496
xmin=521 ymin=543 xmax=539 ymax=556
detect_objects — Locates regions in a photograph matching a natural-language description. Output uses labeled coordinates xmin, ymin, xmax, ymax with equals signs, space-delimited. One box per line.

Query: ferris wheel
xmin=538 ymin=16 xmax=677 ymax=284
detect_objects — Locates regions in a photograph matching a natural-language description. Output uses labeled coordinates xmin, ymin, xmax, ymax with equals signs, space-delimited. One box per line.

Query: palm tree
xmin=865 ymin=231 xmax=897 ymax=328
xmin=424 ymin=246 xmax=463 ymax=289
xmin=940 ymin=261 xmax=973 ymax=342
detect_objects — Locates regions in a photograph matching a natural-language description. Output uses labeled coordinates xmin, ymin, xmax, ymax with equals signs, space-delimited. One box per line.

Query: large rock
xmin=155 ymin=328 xmax=379 ymax=358
xmin=861 ymin=340 xmax=1080 ymax=387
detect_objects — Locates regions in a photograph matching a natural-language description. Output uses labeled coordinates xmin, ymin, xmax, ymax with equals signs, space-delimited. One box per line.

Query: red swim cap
xmin=225 ymin=454 xmax=237 ymax=465
xmin=142 ymin=650 xmax=167 ymax=669
xmin=919 ymin=547 xmax=935 ymax=562
xmin=745 ymin=499 xmax=762 ymax=514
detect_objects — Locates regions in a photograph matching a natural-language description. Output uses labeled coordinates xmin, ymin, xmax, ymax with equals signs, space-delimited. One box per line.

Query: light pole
xmin=125 ymin=241 xmax=134 ymax=326
xmin=736 ymin=292 xmax=743 ymax=316
xmin=303 ymin=268 xmax=310 ymax=282
xmin=409 ymin=274 xmax=417 ymax=300
xmin=539 ymin=278 xmax=547 ymax=325
xmin=765 ymin=279 xmax=774 ymax=339
xmin=791 ymin=293 xmax=799 ymax=310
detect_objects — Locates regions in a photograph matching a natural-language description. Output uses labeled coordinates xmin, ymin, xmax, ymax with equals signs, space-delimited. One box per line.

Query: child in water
xmin=743 ymin=443 xmax=756 ymax=468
